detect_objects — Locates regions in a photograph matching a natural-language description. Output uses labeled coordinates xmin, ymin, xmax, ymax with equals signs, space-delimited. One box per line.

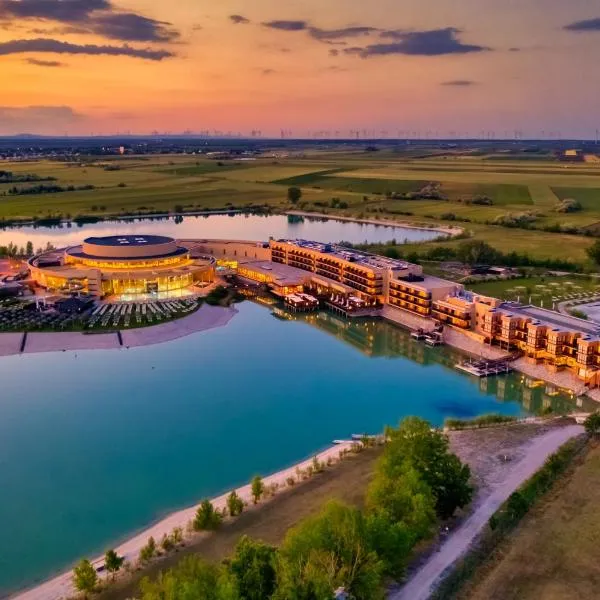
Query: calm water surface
xmin=0 ymin=302 xmax=584 ymax=594
xmin=0 ymin=213 xmax=444 ymax=249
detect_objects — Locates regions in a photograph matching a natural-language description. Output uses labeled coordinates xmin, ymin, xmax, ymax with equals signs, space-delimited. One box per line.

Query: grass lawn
xmin=467 ymin=276 xmax=600 ymax=307
xmin=461 ymin=441 xmax=600 ymax=600
xmin=399 ymin=223 xmax=598 ymax=264
xmin=97 ymin=446 xmax=382 ymax=600
xmin=552 ymin=187 xmax=600 ymax=210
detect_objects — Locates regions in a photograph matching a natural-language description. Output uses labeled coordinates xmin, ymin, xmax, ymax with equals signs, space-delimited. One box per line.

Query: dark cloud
xmin=0 ymin=0 xmax=179 ymax=43
xmin=329 ymin=48 xmax=339 ymax=57
xmin=91 ymin=13 xmax=178 ymax=42
xmin=0 ymin=38 xmax=173 ymax=60
xmin=508 ymin=47 xmax=521 ymax=52
xmin=564 ymin=17 xmax=600 ymax=32
xmin=308 ymin=26 xmax=378 ymax=41
xmin=441 ymin=80 xmax=478 ymax=86
xmin=341 ymin=46 xmax=366 ymax=56
xmin=25 ymin=57 xmax=64 ymax=66
xmin=29 ymin=25 xmax=90 ymax=34
xmin=350 ymin=28 xmax=489 ymax=57
xmin=229 ymin=14 xmax=250 ymax=25
xmin=0 ymin=0 xmax=109 ymax=21
xmin=261 ymin=68 xmax=276 ymax=75
xmin=262 ymin=20 xmax=308 ymax=31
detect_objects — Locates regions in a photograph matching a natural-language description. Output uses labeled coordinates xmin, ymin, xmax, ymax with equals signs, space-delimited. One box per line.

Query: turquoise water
xmin=0 ymin=213 xmax=444 ymax=249
xmin=0 ymin=302 xmax=583 ymax=594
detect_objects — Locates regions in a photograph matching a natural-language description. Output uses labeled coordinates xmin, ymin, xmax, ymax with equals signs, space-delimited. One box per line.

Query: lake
xmin=0 ymin=213 xmax=445 ymax=250
xmin=0 ymin=302 xmax=584 ymax=595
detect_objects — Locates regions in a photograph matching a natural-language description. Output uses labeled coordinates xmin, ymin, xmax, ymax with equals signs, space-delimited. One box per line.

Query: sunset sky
xmin=0 ymin=0 xmax=599 ymax=137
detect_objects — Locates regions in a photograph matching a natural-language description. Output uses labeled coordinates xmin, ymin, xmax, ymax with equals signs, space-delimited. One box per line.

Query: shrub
xmin=193 ymin=499 xmax=222 ymax=531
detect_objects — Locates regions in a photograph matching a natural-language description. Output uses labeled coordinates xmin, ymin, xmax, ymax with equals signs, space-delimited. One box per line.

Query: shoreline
xmin=284 ymin=209 xmax=463 ymax=237
xmin=11 ymin=441 xmax=356 ymax=600
xmin=0 ymin=304 xmax=238 ymax=357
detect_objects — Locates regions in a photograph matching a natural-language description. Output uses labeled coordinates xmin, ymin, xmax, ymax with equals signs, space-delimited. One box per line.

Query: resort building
xmin=28 ymin=235 xmax=215 ymax=299
xmin=25 ymin=233 xmax=600 ymax=388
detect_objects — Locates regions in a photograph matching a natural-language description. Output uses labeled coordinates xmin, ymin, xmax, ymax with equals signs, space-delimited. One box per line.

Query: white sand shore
xmin=0 ymin=304 xmax=238 ymax=358
xmin=12 ymin=441 xmax=355 ymax=600
xmin=25 ymin=332 xmax=120 ymax=354
xmin=0 ymin=332 xmax=23 ymax=356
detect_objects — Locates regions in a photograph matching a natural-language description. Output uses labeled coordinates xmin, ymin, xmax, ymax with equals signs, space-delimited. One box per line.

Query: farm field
xmin=460 ymin=442 xmax=600 ymax=600
xmin=1 ymin=152 xmax=600 ymax=264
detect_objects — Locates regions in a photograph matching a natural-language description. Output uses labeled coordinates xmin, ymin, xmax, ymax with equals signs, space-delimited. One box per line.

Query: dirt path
xmin=390 ymin=424 xmax=584 ymax=600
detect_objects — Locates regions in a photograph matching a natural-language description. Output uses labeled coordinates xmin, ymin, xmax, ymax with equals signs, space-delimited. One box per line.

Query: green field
xmin=2 ymin=151 xmax=600 ymax=265
xmin=467 ymin=276 xmax=600 ymax=308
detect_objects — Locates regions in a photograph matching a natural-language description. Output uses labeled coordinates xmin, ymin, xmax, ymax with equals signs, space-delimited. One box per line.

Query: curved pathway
xmin=390 ymin=424 xmax=584 ymax=600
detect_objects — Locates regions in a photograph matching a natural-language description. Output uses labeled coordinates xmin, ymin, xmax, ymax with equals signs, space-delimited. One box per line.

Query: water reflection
xmin=272 ymin=306 xmax=595 ymax=415
xmin=0 ymin=213 xmax=445 ymax=248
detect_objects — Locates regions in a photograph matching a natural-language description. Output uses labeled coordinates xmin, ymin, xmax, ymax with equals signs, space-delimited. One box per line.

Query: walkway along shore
xmin=11 ymin=441 xmax=357 ymax=600
xmin=0 ymin=304 xmax=238 ymax=357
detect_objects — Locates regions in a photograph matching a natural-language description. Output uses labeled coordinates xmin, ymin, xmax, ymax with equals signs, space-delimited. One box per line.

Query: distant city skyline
xmin=0 ymin=0 xmax=599 ymax=137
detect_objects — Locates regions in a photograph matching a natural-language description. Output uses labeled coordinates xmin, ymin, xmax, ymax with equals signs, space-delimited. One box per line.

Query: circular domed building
xmin=29 ymin=235 xmax=215 ymax=299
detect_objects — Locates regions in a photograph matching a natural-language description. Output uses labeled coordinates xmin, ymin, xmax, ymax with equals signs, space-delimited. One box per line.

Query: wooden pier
xmin=455 ymin=357 xmax=513 ymax=377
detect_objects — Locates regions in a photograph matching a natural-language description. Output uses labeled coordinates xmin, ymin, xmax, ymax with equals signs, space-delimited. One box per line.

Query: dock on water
xmin=456 ymin=357 xmax=513 ymax=377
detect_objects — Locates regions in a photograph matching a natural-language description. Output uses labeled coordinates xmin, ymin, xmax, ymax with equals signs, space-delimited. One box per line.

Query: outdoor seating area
xmin=86 ymin=298 xmax=201 ymax=329
xmin=0 ymin=303 xmax=77 ymax=331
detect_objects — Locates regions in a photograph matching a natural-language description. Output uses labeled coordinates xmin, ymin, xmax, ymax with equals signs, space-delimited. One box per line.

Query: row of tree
xmin=357 ymin=239 xmax=581 ymax=272
xmin=132 ymin=418 xmax=472 ymax=600
xmin=0 ymin=241 xmax=56 ymax=258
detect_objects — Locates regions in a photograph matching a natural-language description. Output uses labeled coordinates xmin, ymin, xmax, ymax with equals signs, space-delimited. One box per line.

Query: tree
xmin=584 ymin=412 xmax=600 ymax=435
xmin=383 ymin=417 xmax=473 ymax=519
xmin=276 ymin=501 xmax=385 ymax=600
xmin=287 ymin=187 xmax=302 ymax=205
xmin=161 ymin=533 xmax=175 ymax=552
xmin=73 ymin=559 xmax=98 ymax=597
xmin=139 ymin=556 xmax=239 ymax=600
xmin=366 ymin=462 xmax=436 ymax=540
xmin=104 ymin=549 xmax=124 ymax=580
xmin=139 ymin=536 xmax=157 ymax=563
xmin=227 ymin=490 xmax=244 ymax=517
xmin=251 ymin=476 xmax=264 ymax=504
xmin=586 ymin=240 xmax=600 ymax=266
xmin=456 ymin=240 xmax=499 ymax=266
xmin=171 ymin=526 xmax=184 ymax=545
xmin=228 ymin=536 xmax=277 ymax=600
xmin=194 ymin=499 xmax=223 ymax=531
xmin=25 ymin=241 xmax=33 ymax=256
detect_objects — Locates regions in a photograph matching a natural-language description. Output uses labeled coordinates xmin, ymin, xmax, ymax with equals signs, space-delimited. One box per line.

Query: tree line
xmin=0 ymin=241 xmax=54 ymax=258
xmin=354 ymin=239 xmax=581 ymax=272
xmin=4 ymin=184 xmax=95 ymax=196
xmin=72 ymin=418 xmax=472 ymax=599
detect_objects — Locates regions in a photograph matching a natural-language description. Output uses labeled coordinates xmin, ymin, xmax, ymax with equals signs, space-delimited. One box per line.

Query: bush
xmin=445 ymin=414 xmax=518 ymax=430
xmin=555 ymin=198 xmax=582 ymax=213
xmin=193 ymin=499 xmax=222 ymax=531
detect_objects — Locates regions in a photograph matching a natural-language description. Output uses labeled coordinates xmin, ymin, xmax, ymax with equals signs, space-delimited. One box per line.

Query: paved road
xmin=390 ymin=424 xmax=584 ymax=600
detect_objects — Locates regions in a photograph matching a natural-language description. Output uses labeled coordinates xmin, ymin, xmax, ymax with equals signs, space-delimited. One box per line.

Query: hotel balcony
xmin=389 ymin=296 xmax=431 ymax=316
xmin=431 ymin=309 xmax=470 ymax=329
xmin=389 ymin=289 xmax=431 ymax=308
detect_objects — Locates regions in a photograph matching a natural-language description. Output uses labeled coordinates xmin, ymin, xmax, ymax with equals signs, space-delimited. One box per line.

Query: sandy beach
xmin=12 ymin=441 xmax=355 ymax=600
xmin=0 ymin=304 xmax=238 ymax=358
